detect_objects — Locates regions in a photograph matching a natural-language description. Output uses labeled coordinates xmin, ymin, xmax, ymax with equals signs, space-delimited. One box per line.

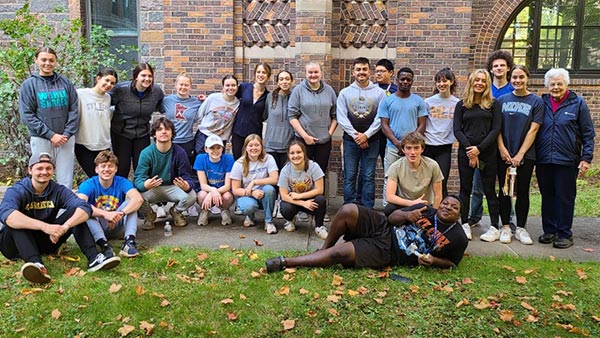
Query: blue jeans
xmin=343 ymin=138 xmax=379 ymax=208
xmin=237 ymin=185 xmax=277 ymax=223
xmin=86 ymin=200 xmax=139 ymax=242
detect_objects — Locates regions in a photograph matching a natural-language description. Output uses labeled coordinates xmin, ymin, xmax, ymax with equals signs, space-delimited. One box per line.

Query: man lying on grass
xmin=266 ymin=195 xmax=467 ymax=272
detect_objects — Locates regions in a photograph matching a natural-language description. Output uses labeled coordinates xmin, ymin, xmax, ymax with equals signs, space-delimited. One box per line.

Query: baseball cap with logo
xmin=28 ymin=152 xmax=55 ymax=168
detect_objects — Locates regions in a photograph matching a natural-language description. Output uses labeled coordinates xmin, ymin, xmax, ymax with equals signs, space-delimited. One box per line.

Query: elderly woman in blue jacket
xmin=536 ymin=68 xmax=595 ymax=249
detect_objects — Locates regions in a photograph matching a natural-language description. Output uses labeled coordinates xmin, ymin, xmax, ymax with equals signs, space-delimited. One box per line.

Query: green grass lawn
xmin=1 ymin=245 xmax=599 ymax=337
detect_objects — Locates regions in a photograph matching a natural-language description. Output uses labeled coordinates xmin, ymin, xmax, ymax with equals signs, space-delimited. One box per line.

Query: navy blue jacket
xmin=536 ymin=91 xmax=595 ymax=166
xmin=232 ymin=82 xmax=268 ymax=138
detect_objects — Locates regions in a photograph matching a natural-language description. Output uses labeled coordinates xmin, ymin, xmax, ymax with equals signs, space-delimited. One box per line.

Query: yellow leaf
xmin=250 ymin=271 xmax=261 ymax=279
xmin=108 ymin=284 xmax=122 ymax=293
xmin=347 ymin=289 xmax=359 ymax=296
xmin=160 ymin=299 xmax=170 ymax=307
xmin=60 ymin=255 xmax=80 ymax=262
xmin=139 ymin=321 xmax=154 ymax=336
xmin=284 ymin=268 xmax=296 ymax=274
xmin=51 ymin=308 xmax=61 ymax=320
xmin=502 ymin=265 xmax=515 ymax=272
xmin=239 ymin=294 xmax=247 ymax=300
xmin=331 ymin=274 xmax=343 ymax=286
xmin=219 ymin=244 xmax=230 ymax=249
xmin=117 ymin=324 xmax=135 ymax=336
xmin=221 ymin=298 xmax=234 ymax=304
xmin=20 ymin=288 xmax=43 ymax=295
xmin=281 ymin=319 xmax=295 ymax=331
xmin=171 ymin=247 xmax=181 ymax=252
xmin=248 ymin=253 xmax=259 ymax=260
xmin=135 ymin=285 xmax=146 ymax=296
xmin=327 ymin=295 xmax=340 ymax=303
xmin=455 ymin=298 xmax=470 ymax=308
xmin=473 ymin=298 xmax=491 ymax=310
xmin=275 ymin=286 xmax=290 ymax=296
xmin=515 ymin=276 xmax=527 ymax=284
xmin=299 ymin=288 xmax=309 ymax=295
xmin=592 ymin=315 xmax=600 ymax=322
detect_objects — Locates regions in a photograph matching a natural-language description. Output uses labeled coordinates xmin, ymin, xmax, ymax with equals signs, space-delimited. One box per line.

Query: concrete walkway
xmin=137 ymin=197 xmax=600 ymax=263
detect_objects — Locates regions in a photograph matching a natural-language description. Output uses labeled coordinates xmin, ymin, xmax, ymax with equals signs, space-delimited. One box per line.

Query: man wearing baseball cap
xmin=0 ymin=152 xmax=120 ymax=284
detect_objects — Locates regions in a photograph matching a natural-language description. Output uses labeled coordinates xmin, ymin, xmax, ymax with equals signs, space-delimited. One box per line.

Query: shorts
xmin=344 ymin=205 xmax=392 ymax=269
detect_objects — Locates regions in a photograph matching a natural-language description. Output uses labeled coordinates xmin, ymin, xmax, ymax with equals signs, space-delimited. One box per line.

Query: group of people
xmin=0 ymin=46 xmax=594 ymax=283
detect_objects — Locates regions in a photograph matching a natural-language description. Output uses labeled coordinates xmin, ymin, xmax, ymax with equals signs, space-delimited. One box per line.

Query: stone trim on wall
xmin=243 ymin=0 xmax=292 ymax=47
xmin=340 ymin=0 xmax=388 ymax=48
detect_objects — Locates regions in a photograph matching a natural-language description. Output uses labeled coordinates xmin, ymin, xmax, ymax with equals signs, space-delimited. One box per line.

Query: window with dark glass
xmin=499 ymin=0 xmax=600 ymax=73
xmin=86 ymin=0 xmax=138 ymax=63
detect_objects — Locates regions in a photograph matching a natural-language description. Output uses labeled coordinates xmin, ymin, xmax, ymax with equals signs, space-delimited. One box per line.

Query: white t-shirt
xmin=423 ymin=93 xmax=459 ymax=146
xmin=230 ymin=154 xmax=278 ymax=190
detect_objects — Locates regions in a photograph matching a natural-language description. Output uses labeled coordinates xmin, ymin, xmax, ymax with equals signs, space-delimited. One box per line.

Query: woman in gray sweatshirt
xmin=287 ymin=62 xmax=337 ymax=174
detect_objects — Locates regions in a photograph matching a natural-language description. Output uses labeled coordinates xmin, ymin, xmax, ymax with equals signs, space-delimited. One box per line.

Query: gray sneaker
xmin=197 ymin=210 xmax=209 ymax=226
xmin=221 ymin=210 xmax=233 ymax=225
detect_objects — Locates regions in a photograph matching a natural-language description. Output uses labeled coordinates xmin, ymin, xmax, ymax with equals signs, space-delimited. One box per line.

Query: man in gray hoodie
xmin=336 ymin=57 xmax=385 ymax=209
xmin=18 ymin=47 xmax=79 ymax=189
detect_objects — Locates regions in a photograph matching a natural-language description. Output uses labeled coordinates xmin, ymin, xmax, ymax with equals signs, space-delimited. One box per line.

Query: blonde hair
xmin=240 ymin=134 xmax=266 ymax=177
xmin=176 ymin=72 xmax=192 ymax=84
xmin=462 ymin=69 xmax=493 ymax=110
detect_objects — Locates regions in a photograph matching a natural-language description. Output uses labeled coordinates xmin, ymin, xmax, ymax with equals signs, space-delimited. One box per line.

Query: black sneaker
xmin=538 ymin=233 xmax=557 ymax=244
xmin=102 ymin=245 xmax=115 ymax=259
xmin=553 ymin=237 xmax=574 ymax=249
xmin=88 ymin=253 xmax=121 ymax=272
xmin=120 ymin=239 xmax=140 ymax=258
xmin=265 ymin=256 xmax=286 ymax=273
xmin=21 ymin=262 xmax=51 ymax=284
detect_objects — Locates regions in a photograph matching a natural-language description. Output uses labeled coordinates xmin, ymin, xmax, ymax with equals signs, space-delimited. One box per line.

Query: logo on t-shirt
xmin=174 ymin=103 xmax=187 ymax=120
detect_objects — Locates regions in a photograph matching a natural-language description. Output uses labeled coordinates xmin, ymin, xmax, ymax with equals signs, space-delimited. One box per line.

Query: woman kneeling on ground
xmin=278 ymin=141 xmax=328 ymax=239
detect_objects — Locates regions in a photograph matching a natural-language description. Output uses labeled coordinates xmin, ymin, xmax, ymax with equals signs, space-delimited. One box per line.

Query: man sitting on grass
xmin=77 ymin=150 xmax=144 ymax=258
xmin=0 ymin=153 xmax=120 ymax=284
xmin=266 ymin=195 xmax=467 ymax=272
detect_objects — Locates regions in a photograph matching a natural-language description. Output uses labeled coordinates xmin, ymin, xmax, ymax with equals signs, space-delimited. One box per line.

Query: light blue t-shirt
xmin=193 ymin=153 xmax=234 ymax=188
xmin=78 ymin=176 xmax=134 ymax=211
xmin=377 ymin=93 xmax=428 ymax=150
xmin=163 ymin=94 xmax=203 ymax=144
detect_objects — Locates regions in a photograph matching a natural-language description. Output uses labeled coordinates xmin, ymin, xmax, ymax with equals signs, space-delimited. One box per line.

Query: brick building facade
xmin=2 ymin=0 xmax=599 ymax=197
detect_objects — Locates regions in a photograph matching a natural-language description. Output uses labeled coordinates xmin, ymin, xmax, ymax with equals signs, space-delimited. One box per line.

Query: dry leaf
xmin=250 ymin=271 xmax=261 ymax=278
xmin=331 ymin=274 xmax=343 ymax=286
xmin=552 ymin=295 xmax=563 ymax=302
xmin=60 ymin=255 xmax=80 ymax=262
xmin=583 ymin=247 xmax=594 ymax=252
xmin=441 ymin=285 xmax=453 ymax=293
xmin=239 ymin=294 xmax=247 ymax=300
xmin=165 ymin=258 xmax=177 ymax=268
xmin=556 ymin=290 xmax=573 ymax=296
xmin=139 ymin=321 xmax=154 ymax=336
xmin=51 ymin=308 xmax=61 ymax=319
xmin=549 ymin=255 xmax=555 ymax=261
xmin=591 ymin=315 xmax=600 ymax=322
xmin=248 ymin=253 xmax=259 ymax=260
xmin=158 ymin=275 xmax=168 ymax=281
xmin=313 ymin=292 xmax=320 ymax=299
xmin=239 ymin=234 xmax=246 ymax=239
xmin=219 ymin=244 xmax=230 ymax=249
xmin=576 ymin=268 xmax=588 ymax=280
xmin=229 ymin=258 xmax=239 ymax=266
xmin=135 ymin=285 xmax=146 ymax=296
xmin=226 ymin=312 xmax=238 ymax=321
xmin=109 ymin=284 xmax=122 ymax=293
xmin=284 ymin=268 xmax=296 ymax=274
xmin=520 ymin=301 xmax=535 ymax=311
xmin=326 ymin=295 xmax=340 ymax=303
xmin=502 ymin=265 xmax=516 ymax=272
xmin=253 ymin=239 xmax=263 ymax=246
xmin=524 ymin=269 xmax=535 ymax=274
xmin=151 ymin=292 xmax=165 ymax=298
xmin=525 ymin=314 xmax=539 ymax=322
xmin=378 ymin=291 xmax=387 ymax=298
xmin=282 ymin=274 xmax=294 ymax=281
xmin=299 ymin=288 xmax=309 ymax=295
xmin=378 ymin=271 xmax=389 ymax=278
xmin=455 ymin=298 xmax=470 ymax=308
xmin=461 ymin=277 xmax=474 ymax=284
xmin=307 ymin=310 xmax=317 ymax=317
xmin=117 ymin=324 xmax=135 ymax=336
xmin=409 ymin=285 xmax=420 ymax=293
xmin=197 ymin=253 xmax=208 ymax=261
xmin=473 ymin=298 xmax=491 ymax=310
xmin=374 ymin=298 xmax=384 ymax=304
xmin=129 ymin=272 xmax=140 ymax=279
xmin=275 ymin=286 xmax=290 ymax=296
xmin=20 ymin=288 xmax=43 ymax=295
xmin=327 ymin=308 xmax=339 ymax=316
xmin=221 ymin=298 xmax=234 ymax=304
xmin=515 ymin=276 xmax=527 ymax=284
xmin=281 ymin=319 xmax=295 ymax=331
xmin=347 ymin=289 xmax=359 ymax=296
xmin=171 ymin=247 xmax=182 ymax=252
xmin=499 ymin=310 xmax=514 ymax=322
xmin=64 ymin=267 xmax=83 ymax=277
xmin=357 ymin=286 xmax=369 ymax=294
xmin=160 ymin=299 xmax=170 ymax=307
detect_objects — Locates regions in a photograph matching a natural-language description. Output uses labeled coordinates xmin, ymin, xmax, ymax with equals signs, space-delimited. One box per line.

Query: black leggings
xmin=423 ymin=144 xmax=452 ymax=197
xmin=280 ymin=195 xmax=327 ymax=227
xmin=457 ymin=151 xmax=500 ymax=227
xmin=295 ymin=137 xmax=332 ymax=173
xmin=111 ymin=132 xmax=150 ymax=178
xmin=497 ymin=158 xmax=535 ymax=228
xmin=75 ymin=144 xmax=109 ymax=178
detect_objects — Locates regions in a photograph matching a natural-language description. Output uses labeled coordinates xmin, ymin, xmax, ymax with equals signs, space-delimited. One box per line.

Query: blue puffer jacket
xmin=536 ymin=91 xmax=595 ymax=166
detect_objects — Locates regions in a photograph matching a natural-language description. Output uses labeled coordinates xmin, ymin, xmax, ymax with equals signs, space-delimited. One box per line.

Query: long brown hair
xmin=287 ymin=140 xmax=309 ymax=171
xmin=271 ymin=70 xmax=293 ymax=108
xmin=462 ymin=69 xmax=493 ymax=109
xmin=240 ymin=134 xmax=266 ymax=177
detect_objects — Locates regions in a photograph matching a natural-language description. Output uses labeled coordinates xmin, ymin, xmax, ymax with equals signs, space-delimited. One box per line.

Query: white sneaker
xmin=234 ymin=206 xmax=243 ymax=215
xmin=243 ymin=216 xmax=255 ymax=227
xmin=187 ymin=205 xmax=199 ymax=217
xmin=297 ymin=212 xmax=309 ymax=222
xmin=499 ymin=227 xmax=512 ymax=244
xmin=323 ymin=214 xmax=331 ymax=223
xmin=265 ymin=222 xmax=277 ymax=234
xmin=197 ymin=210 xmax=209 ymax=226
xmin=221 ymin=210 xmax=232 ymax=225
xmin=515 ymin=228 xmax=533 ymax=245
xmin=210 ymin=206 xmax=221 ymax=215
xmin=315 ymin=226 xmax=328 ymax=240
xmin=461 ymin=223 xmax=472 ymax=240
xmin=480 ymin=227 xmax=500 ymax=242
xmin=283 ymin=220 xmax=296 ymax=232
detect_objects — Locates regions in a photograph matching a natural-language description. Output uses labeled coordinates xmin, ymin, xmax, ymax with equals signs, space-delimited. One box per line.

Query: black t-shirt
xmin=390 ymin=204 xmax=468 ymax=267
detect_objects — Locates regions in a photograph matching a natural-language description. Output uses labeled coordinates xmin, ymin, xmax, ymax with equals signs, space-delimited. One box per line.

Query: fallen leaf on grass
xmin=409 ymin=285 xmax=420 ymax=293
xmin=583 ymin=248 xmax=594 ymax=252
xmin=51 ymin=309 xmax=61 ymax=319
xmin=307 ymin=310 xmax=317 ymax=317
xmin=552 ymin=303 xmax=576 ymax=311
xmin=327 ymin=308 xmax=339 ymax=316
xmin=473 ymin=298 xmax=491 ymax=310
xmin=502 ymin=265 xmax=516 ymax=273
xmin=219 ymin=244 xmax=230 ymax=249
xmin=357 ymin=286 xmax=369 ymax=294
xmin=60 ymin=255 xmax=80 ymax=262
xmin=253 ymin=239 xmax=263 ymax=246
xmin=139 ymin=321 xmax=154 ymax=336
xmin=171 ymin=247 xmax=182 ymax=252
xmin=20 ymin=288 xmax=43 ymax=295
xmin=251 ymin=271 xmax=261 ymax=278
xmin=556 ymin=290 xmax=573 ymax=296
xmin=347 ymin=289 xmax=359 ymax=296
xmin=129 ymin=272 xmax=140 ymax=279
xmin=226 ymin=312 xmax=238 ymax=321
xmin=160 ymin=299 xmax=170 ymax=307
xmin=282 ymin=274 xmax=294 ymax=281
xmin=378 ymin=291 xmax=387 ymax=298
xmin=281 ymin=319 xmax=295 ymax=331
xmin=549 ymin=255 xmax=555 ymax=261
xmin=455 ymin=298 xmax=470 ymax=308
xmin=327 ymin=295 xmax=340 ymax=303
xmin=221 ymin=298 xmax=234 ymax=304
xmin=526 ymin=314 xmax=539 ymax=322
xmin=165 ymin=258 xmax=177 ymax=268
xmin=499 ymin=310 xmax=514 ymax=322
xmin=461 ymin=277 xmax=474 ymax=284
xmin=299 ymin=288 xmax=309 ymax=295
xmin=552 ymin=295 xmax=563 ymax=302
xmin=109 ymin=284 xmax=122 ymax=293
xmin=378 ymin=271 xmax=389 ymax=278
xmin=520 ymin=301 xmax=536 ymax=312
xmin=331 ymin=274 xmax=343 ymax=286
xmin=576 ymin=268 xmax=588 ymax=280
xmin=64 ymin=267 xmax=85 ymax=277
xmin=229 ymin=258 xmax=239 ymax=266
xmin=275 ymin=286 xmax=290 ymax=296
xmin=374 ymin=298 xmax=384 ymax=304
xmin=284 ymin=268 xmax=296 ymax=274
xmin=515 ymin=276 xmax=527 ymax=284
xmin=117 ymin=324 xmax=135 ymax=336
xmin=248 ymin=253 xmax=259 ymax=260
xmin=151 ymin=292 xmax=165 ymax=298
xmin=239 ymin=294 xmax=247 ymax=300
xmin=592 ymin=315 xmax=600 ymax=322
xmin=197 ymin=253 xmax=208 ymax=261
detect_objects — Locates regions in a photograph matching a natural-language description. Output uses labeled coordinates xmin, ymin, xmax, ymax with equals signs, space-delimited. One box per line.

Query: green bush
xmin=0 ymin=1 xmax=136 ymax=178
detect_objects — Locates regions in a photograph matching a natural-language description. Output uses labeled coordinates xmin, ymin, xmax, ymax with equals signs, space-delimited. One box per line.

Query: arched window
xmin=499 ymin=0 xmax=600 ymax=74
